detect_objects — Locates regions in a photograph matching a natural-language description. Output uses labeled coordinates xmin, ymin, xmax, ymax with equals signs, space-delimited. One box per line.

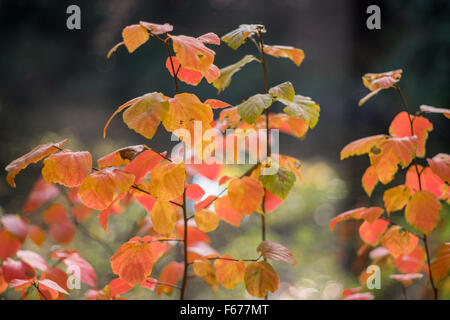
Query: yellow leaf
xmin=151 ymin=200 xmax=177 ymax=235
xmin=147 ymin=161 xmax=185 ymax=201
xmin=244 ymin=261 xmax=279 ymax=298
xmin=214 ymin=255 xmax=246 ymax=290
xmin=194 ymin=210 xmax=219 ymax=232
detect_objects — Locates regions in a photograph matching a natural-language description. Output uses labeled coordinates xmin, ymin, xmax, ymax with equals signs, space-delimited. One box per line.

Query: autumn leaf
xmin=166 ymin=56 xmax=220 ymax=86
xmin=139 ymin=21 xmax=173 ymax=35
xmin=147 ymin=161 xmax=185 ymax=201
xmin=264 ymin=45 xmax=305 ymax=66
xmin=124 ymin=149 xmax=165 ymax=184
xmin=214 ymin=195 xmax=244 ymax=227
xmin=186 ymin=184 xmax=205 ymax=201
xmin=405 ymin=165 xmax=448 ymax=200
xmin=5 ymin=139 xmax=67 ymax=187
xmin=43 ymin=204 xmax=75 ymax=244
xmin=221 ymin=24 xmax=264 ymax=50
xmin=22 ymin=178 xmax=59 ymax=214
xmin=176 ymin=225 xmax=210 ymax=247
xmin=431 ymin=242 xmax=450 ymax=284
xmin=329 ymin=207 xmax=384 ymax=231
xmin=78 ymin=167 xmax=135 ymax=210
xmin=42 ymin=150 xmax=92 ymax=187
xmin=0 ymin=230 xmax=21 ymax=260
xmin=340 ymin=135 xmax=387 ymax=160
xmin=244 ymin=261 xmax=279 ymax=298
xmin=257 ymin=241 xmax=296 ymax=265
xmin=394 ymin=246 xmax=426 ymax=274
xmin=157 ymin=262 xmax=184 ymax=296
xmin=151 ymin=200 xmax=177 ymax=235
xmin=213 ymin=55 xmax=258 ymax=93
xmin=170 ymin=35 xmax=216 ymax=74
xmin=383 ymin=185 xmax=411 ymax=214
xmin=381 ymin=226 xmax=418 ymax=258
xmin=359 ymin=219 xmax=389 ymax=246
xmin=1 ymin=214 xmax=28 ymax=241
xmin=237 ymin=93 xmax=273 ymax=124
xmin=420 ymin=105 xmax=450 ymax=119
xmin=228 ymin=176 xmax=264 ymax=215
xmin=27 ymin=226 xmax=45 ymax=247
xmin=192 ymin=259 xmax=218 ymax=291
xmin=261 ymin=167 xmax=296 ymax=200
xmin=405 ymin=190 xmax=441 ymax=234
xmin=214 ymin=255 xmax=246 ymax=290
xmin=269 ymin=81 xmax=295 ymax=101
xmin=362 ymin=166 xmax=379 ymax=197
xmin=279 ymin=95 xmax=320 ymax=128
xmin=359 ymin=69 xmax=402 ymax=106
xmin=110 ymin=238 xmax=156 ymax=286
xmin=369 ymin=136 xmax=418 ymax=184
xmin=122 ymin=24 xmax=149 ymax=53
xmin=98 ymin=145 xmax=144 ymax=169
xmin=389 ymin=273 xmax=423 ymax=286
xmin=204 ymin=99 xmax=231 ymax=109
xmin=427 ymin=153 xmax=450 ymax=183
xmin=194 ymin=209 xmax=219 ymax=232
xmin=1 ymin=258 xmax=35 ymax=282
xmin=389 ymin=112 xmax=433 ymax=157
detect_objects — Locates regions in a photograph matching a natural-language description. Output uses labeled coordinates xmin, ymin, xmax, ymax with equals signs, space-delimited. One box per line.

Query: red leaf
xmin=156 ymin=262 xmax=184 ymax=296
xmin=214 ymin=195 xmax=244 ymax=227
xmin=17 ymin=250 xmax=49 ymax=272
xmin=52 ymin=250 xmax=97 ymax=287
xmin=427 ymin=153 xmax=450 ymax=183
xmin=1 ymin=258 xmax=35 ymax=282
xmin=22 ymin=178 xmax=59 ymax=214
xmin=329 ymin=207 xmax=384 ymax=231
xmin=405 ymin=165 xmax=447 ymax=199
xmin=361 ymin=166 xmax=378 ymax=197
xmin=394 ymin=246 xmax=426 ymax=274
xmin=1 ymin=215 xmax=28 ymax=241
xmin=359 ymin=219 xmax=389 ymax=246
xmin=186 ymin=184 xmax=205 ymax=201
xmin=124 ymin=149 xmax=165 ymax=184
xmin=405 ymin=190 xmax=441 ymax=234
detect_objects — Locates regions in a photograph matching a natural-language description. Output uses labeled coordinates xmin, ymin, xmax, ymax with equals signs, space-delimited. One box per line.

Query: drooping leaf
xmin=170 ymin=35 xmax=215 ymax=74
xmin=221 ymin=24 xmax=264 ymax=50
xmin=381 ymin=226 xmax=418 ymax=258
xmin=383 ymin=185 xmax=411 ymax=214
xmin=139 ymin=21 xmax=173 ymax=35
xmin=122 ymin=24 xmax=149 ymax=53
xmin=369 ymin=136 xmax=418 ymax=184
xmin=431 ymin=242 xmax=450 ymax=284
xmin=359 ymin=219 xmax=389 ymax=246
xmin=279 ymin=95 xmax=320 ymax=128
xmin=156 ymin=262 xmax=184 ymax=296
xmin=269 ymin=81 xmax=295 ymax=102
xmin=42 ymin=150 xmax=92 ymax=187
xmin=237 ymin=93 xmax=273 ymax=124
xmin=362 ymin=166 xmax=379 ymax=197
xmin=214 ymin=195 xmax=245 ymax=227
xmin=244 ymin=261 xmax=279 ymax=298
xmin=389 ymin=112 xmax=433 ymax=157
xmin=420 ymin=105 xmax=450 ymax=119
xmin=405 ymin=165 xmax=448 ymax=200
xmin=263 ymin=45 xmax=305 ymax=66
xmin=340 ymin=135 xmax=387 ymax=160
xmin=204 ymin=99 xmax=231 ymax=109
xmin=329 ymin=207 xmax=384 ymax=231
xmin=228 ymin=176 xmax=264 ymax=215
xmin=151 ymin=200 xmax=177 ymax=235
xmin=214 ymin=255 xmax=246 ymax=290
xmin=103 ymin=97 xmax=141 ymax=138
xmin=405 ymin=190 xmax=441 ymax=234
xmin=78 ymin=167 xmax=135 ymax=210
xmin=147 ymin=161 xmax=185 ymax=201
xmin=213 ymin=55 xmax=258 ymax=93
xmin=98 ymin=145 xmax=145 ymax=169
xmin=359 ymin=69 xmax=402 ymax=106
xmin=194 ymin=209 xmax=219 ymax=232
xmin=5 ymin=139 xmax=67 ymax=187
xmin=22 ymin=178 xmax=59 ymax=214
xmin=257 ymin=241 xmax=296 ymax=265
xmin=261 ymin=167 xmax=296 ymax=200
xmin=427 ymin=153 xmax=450 ymax=183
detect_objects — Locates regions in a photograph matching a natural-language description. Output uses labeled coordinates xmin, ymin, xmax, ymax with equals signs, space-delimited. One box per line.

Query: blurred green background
xmin=0 ymin=0 xmax=449 ymax=300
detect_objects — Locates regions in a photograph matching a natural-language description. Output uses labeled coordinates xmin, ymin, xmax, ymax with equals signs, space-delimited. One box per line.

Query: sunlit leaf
xmin=359 ymin=69 xmax=402 ymax=106
xmin=147 ymin=161 xmax=185 ymax=201
xmin=269 ymin=81 xmax=295 ymax=101
xmin=427 ymin=153 xmax=450 ymax=183
xmin=194 ymin=209 xmax=219 ymax=232
xmin=170 ymin=35 xmax=215 ymax=74
xmin=186 ymin=184 xmax=205 ymax=201
xmin=431 ymin=242 xmax=450 ymax=284
xmin=329 ymin=207 xmax=384 ymax=231
xmin=244 ymin=261 xmax=279 ymax=298
xmin=204 ymin=99 xmax=231 ymax=109
xmin=420 ymin=105 xmax=450 ymax=119
xmin=221 ymin=24 xmax=264 ymax=50
xmin=214 ymin=255 xmax=246 ymax=290
xmin=124 ymin=149 xmax=165 ymax=184
xmin=192 ymin=259 xmax=218 ymax=291
xmin=139 ymin=21 xmax=173 ymax=35
xmin=157 ymin=262 xmax=184 ymax=296
xmin=237 ymin=93 xmax=272 ymax=124
xmin=359 ymin=219 xmax=389 ymax=246
xmin=362 ymin=166 xmax=378 ymax=197
xmin=405 ymin=165 xmax=448 ymax=200
xmin=381 ymin=226 xmax=418 ymax=258
xmin=264 ymin=45 xmax=305 ymax=66
xmin=261 ymin=167 xmax=296 ymax=200
xmin=98 ymin=145 xmax=144 ymax=169
xmin=405 ymin=190 xmax=441 ymax=234
xmin=42 ymin=150 xmax=92 ymax=187
xmin=394 ymin=246 xmax=426 ymax=274
xmin=122 ymin=24 xmax=149 ymax=53
xmin=341 ymin=135 xmax=387 ymax=160
xmin=228 ymin=177 xmax=264 ymax=215
xmin=278 ymin=95 xmax=320 ymax=128
xmin=151 ymin=200 xmax=177 ymax=235
xmin=257 ymin=241 xmax=296 ymax=265
xmin=383 ymin=185 xmax=411 ymax=214
xmin=214 ymin=195 xmax=244 ymax=227
xmin=213 ymin=55 xmax=258 ymax=93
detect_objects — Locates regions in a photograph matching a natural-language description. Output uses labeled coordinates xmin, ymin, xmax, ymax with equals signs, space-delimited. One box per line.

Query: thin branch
xmin=188 ymin=255 xmax=262 ymax=265
xmin=180 ymin=189 xmax=188 ymax=300
xmin=32 ymin=282 xmax=48 ymax=300
xmin=146 ymin=279 xmax=181 ymax=290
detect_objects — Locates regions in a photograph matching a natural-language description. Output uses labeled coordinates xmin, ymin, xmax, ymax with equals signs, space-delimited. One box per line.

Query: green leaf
xmin=269 ymin=82 xmax=295 ymax=102
xmin=221 ymin=24 xmax=265 ymax=50
xmin=261 ymin=167 xmax=296 ymax=200
xmin=237 ymin=93 xmax=273 ymax=124
xmin=279 ymin=95 xmax=320 ymax=128
xmin=213 ymin=55 xmax=258 ymax=93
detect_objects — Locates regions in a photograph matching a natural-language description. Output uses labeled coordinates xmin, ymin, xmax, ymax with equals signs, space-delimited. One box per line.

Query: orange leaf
xmin=204 ymin=99 xmax=231 ymax=109
xmin=124 ymin=149 xmax=165 ymax=184
xmin=110 ymin=238 xmax=155 ymax=286
xmin=263 ymin=45 xmax=305 ymax=66
xmin=405 ymin=165 xmax=447 ymax=200
xmin=78 ymin=167 xmax=135 ymax=210
xmin=5 ymin=139 xmax=67 ymax=187
xmin=244 ymin=261 xmax=279 ymax=298
xmin=257 ymin=241 xmax=296 ymax=265
xmin=165 ymin=56 xmax=220 ymax=86
xmin=139 ymin=21 xmax=173 ymax=35
xmin=27 ymin=226 xmax=45 ymax=246
xmin=42 ymin=150 xmax=92 ymax=187
xmin=175 ymin=225 xmax=210 ymax=247
xmin=214 ymin=195 xmax=244 ymax=227
xmin=329 ymin=207 xmax=384 ymax=231
xmin=22 ymin=178 xmax=59 ymax=214
xmin=147 ymin=161 xmax=185 ymax=201
xmin=359 ymin=219 xmax=389 ymax=246
xmin=214 ymin=255 xmax=246 ymax=290
xmin=389 ymin=112 xmax=433 ymax=157
xmin=0 ymin=230 xmax=21 ymax=260
xmin=98 ymin=145 xmax=145 ymax=169
xmin=1 ymin=214 xmax=28 ymax=241
xmin=369 ymin=136 xmax=418 ymax=184
xmin=381 ymin=226 xmax=418 ymax=258
xmin=156 ymin=262 xmax=184 ymax=296
xmin=151 ymin=200 xmax=177 ymax=235
xmin=394 ymin=246 xmax=426 ymax=274
xmin=362 ymin=166 xmax=378 ymax=197
xmin=122 ymin=24 xmax=149 ymax=53
xmin=170 ymin=35 xmax=215 ymax=74
xmin=359 ymin=69 xmax=402 ymax=106
xmin=43 ymin=204 xmax=75 ymax=244
xmin=431 ymin=242 xmax=450 ymax=284
xmin=186 ymin=184 xmax=205 ymax=201
xmin=340 ymin=135 xmax=386 ymax=160
xmin=405 ymin=190 xmax=441 ymax=234
xmin=192 ymin=259 xmax=218 ymax=291
xmin=194 ymin=209 xmax=219 ymax=232
xmin=427 ymin=153 xmax=450 ymax=183
xmin=228 ymin=177 xmax=264 ymax=215
xmin=383 ymin=185 xmax=411 ymax=214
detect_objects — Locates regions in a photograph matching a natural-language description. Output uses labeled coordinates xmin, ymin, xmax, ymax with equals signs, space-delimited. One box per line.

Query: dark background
xmin=0 ymin=0 xmax=449 ymax=299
